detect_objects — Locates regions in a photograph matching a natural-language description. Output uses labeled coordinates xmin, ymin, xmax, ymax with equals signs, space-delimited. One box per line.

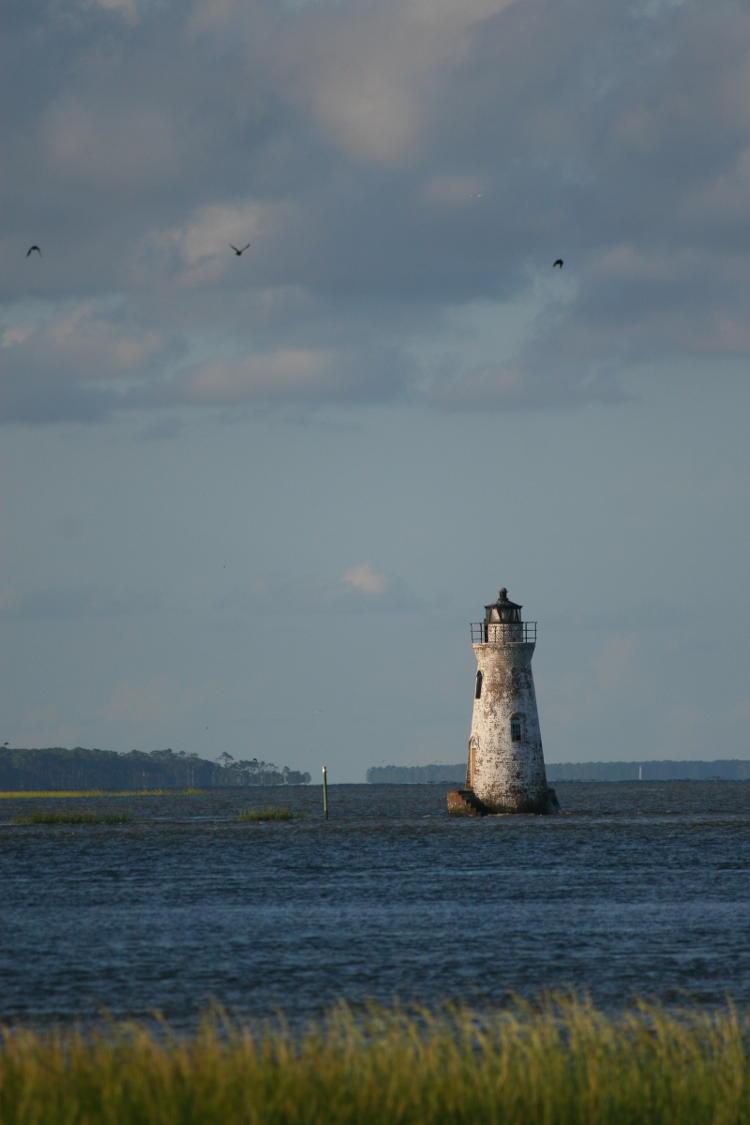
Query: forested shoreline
xmin=367 ymin=760 xmax=750 ymax=783
xmin=0 ymin=747 xmax=310 ymax=790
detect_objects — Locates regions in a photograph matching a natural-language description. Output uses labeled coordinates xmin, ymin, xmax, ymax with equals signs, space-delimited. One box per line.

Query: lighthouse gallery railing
xmin=470 ymin=621 xmax=537 ymax=643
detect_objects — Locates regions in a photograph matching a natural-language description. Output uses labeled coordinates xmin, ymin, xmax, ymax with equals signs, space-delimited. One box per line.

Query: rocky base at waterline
xmin=447 ymin=786 xmax=560 ymax=816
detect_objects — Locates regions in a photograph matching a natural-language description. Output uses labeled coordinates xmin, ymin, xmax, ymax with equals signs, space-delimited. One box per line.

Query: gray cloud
xmin=212 ymin=568 xmax=422 ymax=618
xmin=0 ymin=584 xmax=162 ymax=621
xmin=3 ymin=0 xmax=750 ymax=423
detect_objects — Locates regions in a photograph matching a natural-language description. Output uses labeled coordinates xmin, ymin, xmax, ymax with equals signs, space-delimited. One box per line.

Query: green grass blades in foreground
xmin=12 ymin=810 xmax=132 ymax=825
xmin=236 ymin=806 xmax=294 ymax=822
xmin=0 ymin=997 xmax=748 ymax=1124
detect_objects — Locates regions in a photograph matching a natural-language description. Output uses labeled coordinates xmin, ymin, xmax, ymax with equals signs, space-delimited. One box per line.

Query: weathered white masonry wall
xmin=449 ymin=587 xmax=558 ymax=816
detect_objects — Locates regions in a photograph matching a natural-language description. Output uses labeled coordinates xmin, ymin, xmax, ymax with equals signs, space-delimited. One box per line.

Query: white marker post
xmin=322 ymin=765 xmax=329 ymax=820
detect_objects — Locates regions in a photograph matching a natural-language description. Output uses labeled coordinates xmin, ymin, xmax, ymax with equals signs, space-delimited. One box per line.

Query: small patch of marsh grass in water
xmin=12 ymin=810 xmax=132 ymax=825
xmin=0 ymin=996 xmax=748 ymax=1124
xmin=236 ymin=806 xmax=294 ymax=822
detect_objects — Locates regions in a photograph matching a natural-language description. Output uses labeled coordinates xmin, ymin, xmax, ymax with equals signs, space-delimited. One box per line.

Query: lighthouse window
xmin=510 ymin=713 xmax=523 ymax=741
xmin=475 ymin=671 xmax=483 ymax=699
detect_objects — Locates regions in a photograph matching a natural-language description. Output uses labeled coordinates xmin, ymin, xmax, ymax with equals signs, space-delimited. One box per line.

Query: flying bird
xmin=230 ymin=243 xmax=250 ymax=256
xmin=553 ymin=258 xmax=564 ymax=268
xmin=26 ymin=245 xmax=41 ymax=257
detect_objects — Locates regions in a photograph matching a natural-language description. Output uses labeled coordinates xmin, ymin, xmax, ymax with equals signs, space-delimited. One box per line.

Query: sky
xmin=2 ymin=0 xmax=750 ymax=782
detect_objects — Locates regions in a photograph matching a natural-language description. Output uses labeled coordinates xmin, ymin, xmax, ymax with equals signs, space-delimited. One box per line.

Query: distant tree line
xmin=0 ymin=747 xmax=311 ymax=790
xmin=546 ymin=760 xmax=750 ymax=781
xmin=367 ymin=760 xmax=750 ymax=784
xmin=367 ymin=764 xmax=468 ymax=784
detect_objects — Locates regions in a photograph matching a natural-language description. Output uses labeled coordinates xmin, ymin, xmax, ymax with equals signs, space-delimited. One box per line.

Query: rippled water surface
xmin=1 ymin=782 xmax=748 ymax=1029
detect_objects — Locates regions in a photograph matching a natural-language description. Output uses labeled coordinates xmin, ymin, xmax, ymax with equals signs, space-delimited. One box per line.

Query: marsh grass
xmin=0 ymin=790 xmax=111 ymax=798
xmin=0 ymin=996 xmax=748 ymax=1124
xmin=12 ymin=810 xmax=132 ymax=825
xmin=0 ymin=789 xmax=206 ymax=798
xmin=236 ymin=806 xmax=294 ymax=822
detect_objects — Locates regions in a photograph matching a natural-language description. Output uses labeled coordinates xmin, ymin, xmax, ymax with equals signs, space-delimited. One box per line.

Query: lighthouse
xmin=447 ymin=586 xmax=559 ymax=816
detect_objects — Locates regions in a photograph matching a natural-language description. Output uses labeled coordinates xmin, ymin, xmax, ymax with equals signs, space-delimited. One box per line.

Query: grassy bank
xmin=0 ymin=996 xmax=748 ymax=1124
xmin=0 ymin=789 xmax=206 ymax=798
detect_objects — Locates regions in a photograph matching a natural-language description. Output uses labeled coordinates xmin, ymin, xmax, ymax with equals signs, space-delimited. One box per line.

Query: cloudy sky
xmin=2 ymin=0 xmax=750 ymax=781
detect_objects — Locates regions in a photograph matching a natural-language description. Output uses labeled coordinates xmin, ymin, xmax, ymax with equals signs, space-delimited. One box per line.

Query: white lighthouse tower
xmin=448 ymin=586 xmax=559 ymax=815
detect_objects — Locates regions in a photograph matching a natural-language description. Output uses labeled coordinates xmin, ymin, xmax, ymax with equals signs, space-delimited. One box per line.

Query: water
xmin=0 ymin=782 xmax=748 ymax=1030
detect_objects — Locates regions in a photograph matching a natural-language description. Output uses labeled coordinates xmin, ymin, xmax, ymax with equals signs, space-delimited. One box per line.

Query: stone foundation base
xmin=447 ymin=786 xmax=561 ymax=816
xmin=446 ymin=789 xmax=492 ymax=816
xmin=545 ymin=787 xmax=561 ymax=813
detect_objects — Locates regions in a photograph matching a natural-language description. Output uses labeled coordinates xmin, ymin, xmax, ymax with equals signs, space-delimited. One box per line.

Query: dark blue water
xmin=0 ymin=782 xmax=748 ymax=1029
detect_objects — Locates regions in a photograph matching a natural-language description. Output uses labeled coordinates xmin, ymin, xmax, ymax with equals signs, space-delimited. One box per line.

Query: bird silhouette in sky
xmin=553 ymin=258 xmax=564 ymax=268
xmin=230 ymin=243 xmax=250 ymax=256
xmin=26 ymin=245 xmax=41 ymax=257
